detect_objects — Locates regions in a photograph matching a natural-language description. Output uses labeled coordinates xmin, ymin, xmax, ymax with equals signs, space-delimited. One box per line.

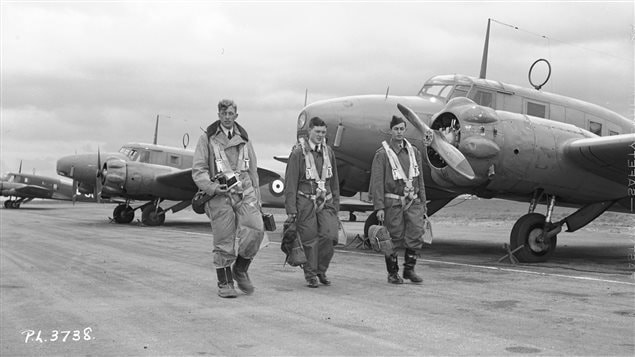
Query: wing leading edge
xmin=562 ymin=133 xmax=635 ymax=186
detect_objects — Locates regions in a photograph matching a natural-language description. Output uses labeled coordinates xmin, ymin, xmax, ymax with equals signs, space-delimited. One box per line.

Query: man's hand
xmin=376 ymin=209 xmax=384 ymax=223
xmin=214 ymin=184 xmax=228 ymax=195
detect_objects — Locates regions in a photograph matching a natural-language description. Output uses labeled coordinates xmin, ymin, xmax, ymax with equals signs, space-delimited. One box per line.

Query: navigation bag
xmin=280 ymin=217 xmax=307 ymax=267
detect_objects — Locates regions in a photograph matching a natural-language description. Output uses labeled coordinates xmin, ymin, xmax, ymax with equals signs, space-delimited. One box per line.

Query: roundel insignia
xmin=270 ymin=179 xmax=284 ymax=196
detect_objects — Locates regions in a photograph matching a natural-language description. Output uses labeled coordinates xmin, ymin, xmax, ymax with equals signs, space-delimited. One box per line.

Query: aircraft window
xmin=169 ymin=155 xmax=181 ymax=166
xmin=420 ymin=85 xmax=451 ymax=99
xmin=129 ymin=150 xmax=140 ymax=161
xmin=473 ymin=90 xmax=494 ymax=108
xmin=53 ymin=184 xmax=58 ymax=190
xmin=589 ymin=121 xmax=602 ymax=136
xmin=24 ymin=178 xmax=29 ymax=183
xmin=527 ymin=101 xmax=547 ymax=118
xmin=609 ymin=130 xmax=620 ymax=136
xmin=139 ymin=151 xmax=150 ymax=163
xmin=449 ymin=86 xmax=469 ymax=99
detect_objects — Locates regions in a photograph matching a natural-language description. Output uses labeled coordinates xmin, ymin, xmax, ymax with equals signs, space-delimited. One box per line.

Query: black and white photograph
xmin=2 ymin=1 xmax=634 ymax=356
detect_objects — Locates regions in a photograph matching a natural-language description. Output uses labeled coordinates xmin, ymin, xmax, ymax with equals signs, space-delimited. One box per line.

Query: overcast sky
xmin=2 ymin=1 xmax=633 ymax=179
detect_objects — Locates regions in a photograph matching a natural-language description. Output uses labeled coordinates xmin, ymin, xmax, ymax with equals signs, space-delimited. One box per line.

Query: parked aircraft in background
xmin=56 ymin=142 xmax=286 ymax=226
xmin=291 ymin=21 xmax=634 ymax=263
xmin=1 ymin=162 xmax=92 ymax=208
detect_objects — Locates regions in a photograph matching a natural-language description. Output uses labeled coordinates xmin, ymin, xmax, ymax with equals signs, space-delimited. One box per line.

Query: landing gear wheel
xmin=113 ymin=204 xmax=135 ymax=224
xmin=11 ymin=201 xmax=20 ymax=209
xmin=4 ymin=201 xmax=10 ymax=209
xmin=510 ymin=213 xmax=557 ymax=263
xmin=142 ymin=205 xmax=165 ymax=226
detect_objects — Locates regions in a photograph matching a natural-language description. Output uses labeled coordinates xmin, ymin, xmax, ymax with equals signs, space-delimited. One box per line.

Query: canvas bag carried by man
xmin=280 ymin=216 xmax=307 ymax=267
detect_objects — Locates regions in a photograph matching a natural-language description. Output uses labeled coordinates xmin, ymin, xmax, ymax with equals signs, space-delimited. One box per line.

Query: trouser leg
xmin=207 ymin=197 xmax=237 ymax=268
xmin=316 ymin=205 xmax=337 ymax=275
xmin=296 ymin=197 xmax=319 ymax=281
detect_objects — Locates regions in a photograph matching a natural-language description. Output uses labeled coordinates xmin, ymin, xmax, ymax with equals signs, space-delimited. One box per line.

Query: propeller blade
xmin=95 ymin=147 xmax=103 ymax=203
xmin=397 ymin=104 xmax=434 ymax=144
xmin=72 ymin=179 xmax=78 ymax=205
xmin=431 ymin=132 xmax=475 ymax=180
xmin=397 ymin=103 xmax=475 ymax=180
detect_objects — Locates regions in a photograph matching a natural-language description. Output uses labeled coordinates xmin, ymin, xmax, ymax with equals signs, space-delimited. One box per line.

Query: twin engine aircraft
xmin=56 ymin=142 xmax=286 ymax=226
xmin=1 ymin=163 xmax=92 ymax=208
xmin=296 ymin=73 xmax=634 ymax=262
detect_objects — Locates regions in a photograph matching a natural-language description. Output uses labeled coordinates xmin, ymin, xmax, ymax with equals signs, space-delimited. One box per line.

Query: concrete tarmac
xmin=1 ymin=200 xmax=634 ymax=356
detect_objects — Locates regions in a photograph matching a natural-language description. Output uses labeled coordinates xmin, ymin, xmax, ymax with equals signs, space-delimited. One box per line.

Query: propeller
xmin=397 ymin=103 xmax=475 ymax=180
xmin=94 ymin=147 xmax=103 ymax=203
xmin=72 ymin=178 xmax=78 ymax=205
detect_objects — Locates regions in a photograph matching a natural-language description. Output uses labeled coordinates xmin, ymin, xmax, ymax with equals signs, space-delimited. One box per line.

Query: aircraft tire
xmin=4 ymin=201 xmax=10 ymax=209
xmin=142 ymin=205 xmax=165 ymax=226
xmin=113 ymin=204 xmax=135 ymax=224
xmin=510 ymin=213 xmax=557 ymax=263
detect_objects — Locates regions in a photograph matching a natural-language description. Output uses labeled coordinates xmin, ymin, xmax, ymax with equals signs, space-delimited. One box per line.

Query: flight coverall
xmin=192 ymin=121 xmax=264 ymax=269
xmin=370 ymin=139 xmax=427 ymax=281
xmin=284 ymin=141 xmax=340 ymax=282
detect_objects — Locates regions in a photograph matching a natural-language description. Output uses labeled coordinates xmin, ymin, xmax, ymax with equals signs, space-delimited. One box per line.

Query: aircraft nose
xmin=56 ymin=155 xmax=75 ymax=177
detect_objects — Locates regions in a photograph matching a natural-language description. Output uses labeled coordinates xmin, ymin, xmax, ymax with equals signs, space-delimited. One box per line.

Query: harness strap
xmin=384 ymin=193 xmax=419 ymax=211
xmin=381 ymin=139 xmax=419 ymax=203
xmin=209 ymin=136 xmax=250 ymax=174
xmin=298 ymin=190 xmax=333 ymax=212
xmin=299 ymin=137 xmax=332 ymax=181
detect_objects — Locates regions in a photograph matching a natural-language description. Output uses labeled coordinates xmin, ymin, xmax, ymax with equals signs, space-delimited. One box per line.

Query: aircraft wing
xmin=7 ymin=184 xmax=53 ymax=198
xmin=155 ymin=169 xmax=199 ymax=192
xmin=274 ymin=155 xmax=289 ymax=164
xmin=562 ymin=133 xmax=635 ymax=185
xmin=339 ymin=197 xmax=374 ymax=212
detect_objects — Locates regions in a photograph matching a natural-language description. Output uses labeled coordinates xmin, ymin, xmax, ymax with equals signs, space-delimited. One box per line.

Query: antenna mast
xmin=479 ymin=18 xmax=491 ymax=79
xmin=153 ymin=114 xmax=159 ymax=145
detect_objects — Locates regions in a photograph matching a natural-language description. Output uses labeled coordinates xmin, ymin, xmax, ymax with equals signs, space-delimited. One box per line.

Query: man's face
xmin=218 ymin=106 xmax=238 ymax=130
xmin=391 ymin=123 xmax=406 ymax=141
xmin=308 ymin=125 xmax=327 ymax=145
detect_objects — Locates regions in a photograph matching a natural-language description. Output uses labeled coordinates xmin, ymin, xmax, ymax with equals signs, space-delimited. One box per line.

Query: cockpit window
xmin=7 ymin=174 xmax=15 ymax=183
xmin=128 ymin=150 xmax=140 ymax=161
xmin=418 ymin=85 xmax=453 ymax=100
xmin=119 ymin=147 xmax=140 ymax=161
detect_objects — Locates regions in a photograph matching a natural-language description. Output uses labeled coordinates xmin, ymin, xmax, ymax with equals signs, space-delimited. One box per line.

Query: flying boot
xmin=385 ymin=253 xmax=403 ymax=284
xmin=232 ymin=255 xmax=254 ymax=295
xmin=403 ymin=249 xmax=423 ymax=283
xmin=216 ymin=267 xmax=238 ymax=298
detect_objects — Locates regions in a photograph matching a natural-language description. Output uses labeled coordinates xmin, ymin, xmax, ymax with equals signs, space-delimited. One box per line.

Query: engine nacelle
xmin=426 ymin=98 xmax=500 ymax=188
xmin=101 ymin=160 xmax=195 ymax=201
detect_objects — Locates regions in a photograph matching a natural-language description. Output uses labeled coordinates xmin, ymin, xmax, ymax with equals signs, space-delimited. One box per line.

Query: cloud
xmin=1 ymin=1 xmax=633 ymax=178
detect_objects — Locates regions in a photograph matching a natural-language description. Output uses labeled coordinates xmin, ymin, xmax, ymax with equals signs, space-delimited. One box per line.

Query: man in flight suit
xmin=370 ymin=115 xmax=427 ymax=284
xmin=192 ymin=99 xmax=265 ymax=298
xmin=284 ymin=117 xmax=340 ymax=288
